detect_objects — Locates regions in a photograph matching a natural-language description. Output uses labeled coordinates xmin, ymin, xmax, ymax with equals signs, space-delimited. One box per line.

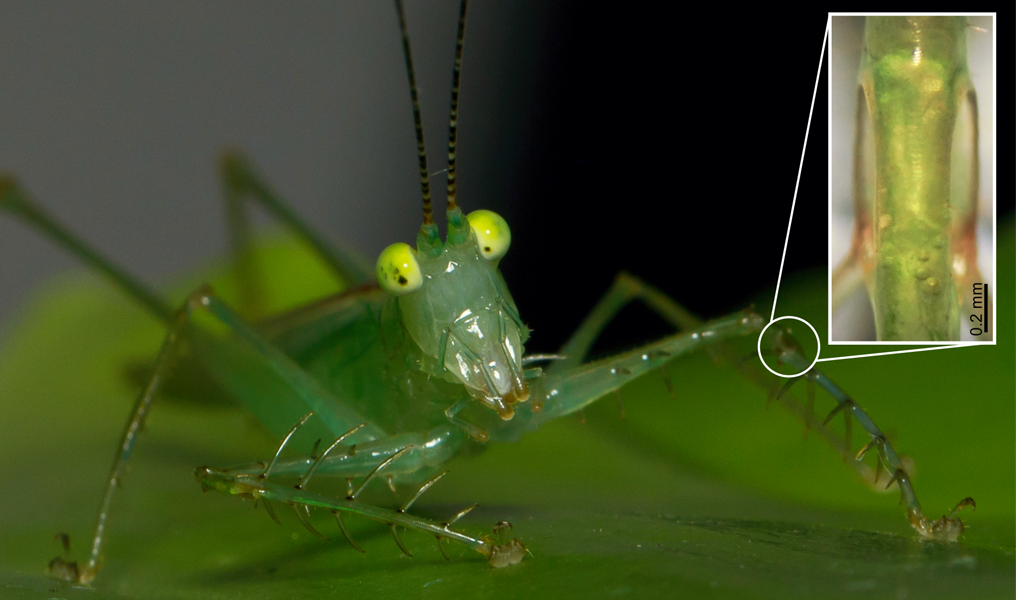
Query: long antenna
xmin=445 ymin=0 xmax=469 ymax=214
xmin=394 ymin=0 xmax=433 ymax=226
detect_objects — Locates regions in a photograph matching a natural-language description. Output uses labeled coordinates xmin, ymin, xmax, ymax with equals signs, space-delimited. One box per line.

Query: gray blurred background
xmin=0 ymin=0 xmax=548 ymax=339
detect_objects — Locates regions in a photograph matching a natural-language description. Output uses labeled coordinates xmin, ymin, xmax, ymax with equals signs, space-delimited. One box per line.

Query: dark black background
xmin=502 ymin=8 xmax=835 ymax=355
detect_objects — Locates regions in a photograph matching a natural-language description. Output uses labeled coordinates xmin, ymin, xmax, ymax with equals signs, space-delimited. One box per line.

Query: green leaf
xmin=1 ymin=227 xmax=1012 ymax=599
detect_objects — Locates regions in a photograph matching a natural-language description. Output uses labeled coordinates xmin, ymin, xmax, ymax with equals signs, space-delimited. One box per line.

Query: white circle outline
xmin=756 ymin=316 xmax=821 ymax=378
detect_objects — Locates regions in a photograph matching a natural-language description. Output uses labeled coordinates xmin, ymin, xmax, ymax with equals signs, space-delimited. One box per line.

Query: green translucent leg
xmin=197 ymin=412 xmax=517 ymax=567
xmin=1 ymin=155 xmax=373 ymax=324
xmin=46 ymin=286 xmax=389 ymax=583
xmin=537 ymin=273 xmax=974 ymax=540
xmin=533 ymin=309 xmax=765 ymax=423
xmin=773 ymin=338 xmax=975 ymax=541
xmin=47 ymin=297 xmax=194 ymax=584
xmin=570 ymin=276 xmax=848 ymax=453
xmin=539 ymin=273 xmax=831 ymax=445
xmin=864 ymin=17 xmax=968 ymax=341
xmin=0 ymin=177 xmax=173 ymax=323
xmin=196 ymin=423 xmax=525 ymax=567
xmin=215 ymin=423 xmax=468 ymax=484
xmin=534 ymin=272 xmax=758 ymax=423
xmin=185 ymin=286 xmax=387 ymax=443
xmin=218 ymin=152 xmax=373 ymax=315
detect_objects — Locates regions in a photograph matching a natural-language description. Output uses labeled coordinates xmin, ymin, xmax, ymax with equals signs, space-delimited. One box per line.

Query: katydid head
xmin=379 ymin=2 xmax=532 ymax=419
xmin=376 ymin=209 xmax=530 ymax=420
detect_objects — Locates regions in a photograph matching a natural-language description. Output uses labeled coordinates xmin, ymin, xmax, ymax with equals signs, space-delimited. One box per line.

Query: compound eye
xmin=376 ymin=243 xmax=423 ymax=295
xmin=467 ymin=209 xmax=511 ymax=261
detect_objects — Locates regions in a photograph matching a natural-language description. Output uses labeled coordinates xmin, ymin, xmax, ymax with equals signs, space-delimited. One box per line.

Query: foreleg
xmin=214 ymin=423 xmax=468 ymax=485
xmin=197 ymin=419 xmax=521 ymax=567
xmin=547 ymin=274 xmax=850 ymax=453
xmin=539 ymin=272 xmax=974 ymax=540
xmin=773 ymin=340 xmax=975 ymax=541
xmin=533 ymin=310 xmax=764 ymax=423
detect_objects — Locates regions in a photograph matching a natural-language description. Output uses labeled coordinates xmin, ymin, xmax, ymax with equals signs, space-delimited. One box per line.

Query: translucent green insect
xmin=0 ymin=4 xmax=978 ymax=586
xmin=832 ymin=16 xmax=991 ymax=341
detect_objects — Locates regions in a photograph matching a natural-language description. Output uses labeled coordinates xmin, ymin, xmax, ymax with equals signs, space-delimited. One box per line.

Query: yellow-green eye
xmin=467 ymin=209 xmax=511 ymax=261
xmin=376 ymin=242 xmax=423 ymax=295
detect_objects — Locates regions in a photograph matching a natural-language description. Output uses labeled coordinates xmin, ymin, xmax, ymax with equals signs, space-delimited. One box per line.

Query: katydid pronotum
xmin=0 ymin=4 xmax=977 ymax=585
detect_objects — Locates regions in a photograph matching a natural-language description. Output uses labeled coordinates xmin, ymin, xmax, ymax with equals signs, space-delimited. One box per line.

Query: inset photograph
xmin=829 ymin=15 xmax=995 ymax=343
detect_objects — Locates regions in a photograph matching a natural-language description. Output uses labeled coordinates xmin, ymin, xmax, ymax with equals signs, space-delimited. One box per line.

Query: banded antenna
xmin=394 ymin=0 xmax=433 ymax=226
xmin=445 ymin=0 xmax=469 ymax=213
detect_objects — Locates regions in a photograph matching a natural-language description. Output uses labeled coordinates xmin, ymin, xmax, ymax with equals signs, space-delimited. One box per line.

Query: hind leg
xmin=217 ymin=152 xmax=373 ymax=318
